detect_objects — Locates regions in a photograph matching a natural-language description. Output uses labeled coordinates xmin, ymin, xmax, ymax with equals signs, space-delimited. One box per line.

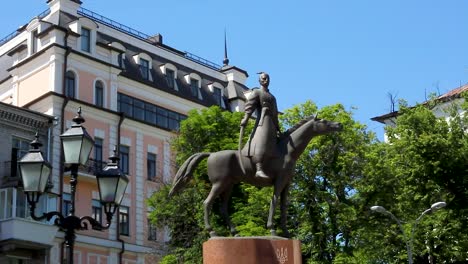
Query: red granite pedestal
xmin=203 ymin=237 xmax=302 ymax=264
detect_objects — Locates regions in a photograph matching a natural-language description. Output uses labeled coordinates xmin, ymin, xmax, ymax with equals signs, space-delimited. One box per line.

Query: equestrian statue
xmin=169 ymin=72 xmax=342 ymax=237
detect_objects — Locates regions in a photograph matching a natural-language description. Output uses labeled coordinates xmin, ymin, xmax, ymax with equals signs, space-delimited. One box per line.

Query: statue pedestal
xmin=203 ymin=237 xmax=302 ymax=264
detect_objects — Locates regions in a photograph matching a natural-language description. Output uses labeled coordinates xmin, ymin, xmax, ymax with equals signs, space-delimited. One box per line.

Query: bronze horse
xmin=169 ymin=116 xmax=342 ymax=237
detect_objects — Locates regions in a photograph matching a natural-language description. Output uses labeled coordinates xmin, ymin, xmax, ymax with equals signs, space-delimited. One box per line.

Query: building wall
xmin=0 ymin=103 xmax=54 ymax=263
xmin=0 ymin=0 xmax=249 ymax=263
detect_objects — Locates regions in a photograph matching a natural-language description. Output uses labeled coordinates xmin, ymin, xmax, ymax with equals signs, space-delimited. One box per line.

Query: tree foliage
xmin=147 ymin=106 xmax=270 ymax=263
xmin=148 ymin=97 xmax=468 ymax=263
xmin=281 ymin=101 xmax=376 ymax=263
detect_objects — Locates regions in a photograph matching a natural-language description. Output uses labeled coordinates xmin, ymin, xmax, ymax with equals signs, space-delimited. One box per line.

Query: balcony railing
xmin=0 ymin=8 xmax=50 ymax=47
xmin=1 ymin=161 xmax=18 ymax=178
xmin=77 ymin=7 xmax=221 ymax=70
xmin=64 ymin=158 xmax=107 ymax=176
xmin=0 ymin=161 xmax=21 ymax=188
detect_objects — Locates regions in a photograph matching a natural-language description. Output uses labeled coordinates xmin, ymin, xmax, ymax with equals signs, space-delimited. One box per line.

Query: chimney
xmin=148 ymin=34 xmax=163 ymax=45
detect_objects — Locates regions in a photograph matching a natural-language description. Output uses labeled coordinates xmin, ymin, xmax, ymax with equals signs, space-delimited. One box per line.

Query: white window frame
xmin=93 ymin=79 xmax=106 ymax=108
xmin=65 ymin=69 xmax=79 ymax=99
xmin=184 ymin=73 xmax=202 ymax=100
xmin=159 ymin=63 xmax=178 ymax=91
xmin=133 ymin=53 xmax=153 ymax=81
xmin=69 ymin=17 xmax=98 ymax=54
xmin=208 ymin=82 xmax=226 ymax=108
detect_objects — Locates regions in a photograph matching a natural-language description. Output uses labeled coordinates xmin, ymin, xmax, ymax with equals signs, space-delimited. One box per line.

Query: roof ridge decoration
xmin=223 ymin=29 xmax=229 ymax=67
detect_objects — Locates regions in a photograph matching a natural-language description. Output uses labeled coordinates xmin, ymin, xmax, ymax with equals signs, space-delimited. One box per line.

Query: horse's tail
xmin=169 ymin=152 xmax=211 ymax=196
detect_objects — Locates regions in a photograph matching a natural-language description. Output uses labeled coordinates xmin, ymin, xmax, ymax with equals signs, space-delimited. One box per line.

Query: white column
xmin=135 ymin=132 xmax=144 ymax=245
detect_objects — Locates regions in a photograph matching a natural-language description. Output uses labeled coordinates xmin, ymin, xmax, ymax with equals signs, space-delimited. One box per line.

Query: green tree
xmin=281 ymin=101 xmax=376 ymax=263
xmin=147 ymin=106 xmax=270 ymax=263
xmin=354 ymin=98 xmax=468 ymax=262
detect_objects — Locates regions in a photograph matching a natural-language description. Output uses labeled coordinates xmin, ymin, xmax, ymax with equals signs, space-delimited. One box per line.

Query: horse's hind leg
xmin=220 ymin=186 xmax=237 ymax=236
xmin=204 ymin=183 xmax=223 ymax=237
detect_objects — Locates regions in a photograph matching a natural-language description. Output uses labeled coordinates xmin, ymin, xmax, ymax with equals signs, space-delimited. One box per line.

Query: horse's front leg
xmin=280 ymin=184 xmax=291 ymax=238
xmin=267 ymin=186 xmax=282 ymax=236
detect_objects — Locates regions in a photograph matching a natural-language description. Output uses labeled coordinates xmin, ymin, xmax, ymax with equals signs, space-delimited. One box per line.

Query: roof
xmin=0 ymin=101 xmax=54 ymax=129
xmin=371 ymin=84 xmax=468 ymax=124
xmin=96 ymin=31 xmax=229 ymax=108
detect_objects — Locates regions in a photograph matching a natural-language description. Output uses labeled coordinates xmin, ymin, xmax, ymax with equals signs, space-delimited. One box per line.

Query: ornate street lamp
xmin=96 ymin=147 xmax=129 ymax=226
xmin=18 ymin=133 xmax=52 ymax=205
xmin=60 ymin=107 xmax=94 ymax=166
xmin=19 ymin=108 xmax=128 ymax=264
xmin=370 ymin=202 xmax=447 ymax=264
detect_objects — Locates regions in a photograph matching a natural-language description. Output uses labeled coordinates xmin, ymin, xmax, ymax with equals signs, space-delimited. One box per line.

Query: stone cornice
xmin=0 ymin=102 xmax=53 ymax=129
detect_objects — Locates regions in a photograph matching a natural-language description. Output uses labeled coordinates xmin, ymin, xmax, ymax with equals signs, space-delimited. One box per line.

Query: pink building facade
xmin=0 ymin=1 xmax=250 ymax=263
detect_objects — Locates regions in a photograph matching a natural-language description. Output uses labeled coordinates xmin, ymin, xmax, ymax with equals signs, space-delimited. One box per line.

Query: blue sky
xmin=2 ymin=1 xmax=468 ymax=139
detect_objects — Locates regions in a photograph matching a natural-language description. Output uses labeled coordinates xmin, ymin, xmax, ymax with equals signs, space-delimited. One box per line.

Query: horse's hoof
xmin=270 ymin=229 xmax=277 ymax=236
xmin=230 ymin=228 xmax=238 ymax=236
xmin=234 ymin=234 xmax=240 ymax=237
xmin=209 ymin=231 xmax=218 ymax=237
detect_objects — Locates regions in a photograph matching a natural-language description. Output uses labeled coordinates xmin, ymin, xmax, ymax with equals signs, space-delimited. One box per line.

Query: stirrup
xmin=255 ymin=170 xmax=269 ymax=179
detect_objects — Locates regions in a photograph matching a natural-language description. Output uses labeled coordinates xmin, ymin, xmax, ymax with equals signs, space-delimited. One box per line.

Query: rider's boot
xmin=255 ymin=163 xmax=269 ymax=179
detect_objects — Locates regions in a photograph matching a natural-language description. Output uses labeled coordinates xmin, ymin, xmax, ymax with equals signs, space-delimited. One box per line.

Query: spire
xmin=223 ymin=29 xmax=229 ymax=66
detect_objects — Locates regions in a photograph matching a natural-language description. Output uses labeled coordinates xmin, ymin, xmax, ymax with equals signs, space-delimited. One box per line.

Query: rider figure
xmin=240 ymin=72 xmax=281 ymax=179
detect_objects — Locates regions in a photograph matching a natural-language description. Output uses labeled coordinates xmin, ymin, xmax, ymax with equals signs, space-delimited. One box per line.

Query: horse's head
xmin=312 ymin=118 xmax=343 ymax=134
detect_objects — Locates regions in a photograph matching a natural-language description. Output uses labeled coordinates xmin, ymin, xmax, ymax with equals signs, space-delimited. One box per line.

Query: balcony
xmin=63 ymin=158 xmax=106 ymax=182
xmin=0 ymin=218 xmax=58 ymax=255
xmin=0 ymin=161 xmax=21 ymax=188
xmin=0 ymin=187 xmax=58 ymax=255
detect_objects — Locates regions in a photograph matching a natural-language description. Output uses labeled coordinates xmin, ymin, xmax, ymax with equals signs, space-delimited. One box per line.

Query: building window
xmin=166 ymin=69 xmax=175 ymax=89
xmin=32 ymin=29 xmax=39 ymax=54
xmin=140 ymin=58 xmax=150 ymax=80
xmin=118 ymin=93 xmax=133 ymax=117
xmin=117 ymin=93 xmax=186 ymax=131
xmin=190 ymin=79 xmax=199 ymax=97
xmin=65 ymin=71 xmax=76 ymax=98
xmin=15 ymin=189 xmax=28 ymax=218
xmin=118 ymin=53 xmax=126 ymax=69
xmin=95 ymin=81 xmax=104 ymax=107
xmin=62 ymin=193 xmax=71 ymax=216
xmin=92 ymin=200 xmax=102 ymax=224
xmin=119 ymin=145 xmax=129 ymax=174
xmin=119 ymin=206 xmax=129 ymax=236
xmin=12 ymin=137 xmax=33 ymax=177
xmin=133 ymin=98 xmax=145 ymax=121
xmin=81 ymin=27 xmax=91 ymax=52
xmin=213 ymin=87 xmax=222 ymax=106
xmin=147 ymin=153 xmax=157 ymax=181
xmin=94 ymin=138 xmax=104 ymax=172
xmin=148 ymin=218 xmax=157 ymax=241
xmin=12 ymin=137 xmax=30 ymax=160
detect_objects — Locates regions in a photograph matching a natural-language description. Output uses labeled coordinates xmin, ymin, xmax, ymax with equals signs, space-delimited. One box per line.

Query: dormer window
xmin=166 ymin=69 xmax=175 ymax=88
xmin=140 ymin=58 xmax=150 ymax=80
xmin=208 ymin=82 xmax=225 ymax=108
xmin=69 ymin=17 xmax=97 ymax=54
xmin=190 ymin=79 xmax=199 ymax=97
xmin=81 ymin=27 xmax=91 ymax=52
xmin=160 ymin=63 xmax=178 ymax=91
xmin=185 ymin=73 xmax=202 ymax=99
xmin=118 ymin=53 xmax=125 ymax=69
xmin=32 ymin=29 xmax=39 ymax=54
xmin=213 ymin=87 xmax=222 ymax=105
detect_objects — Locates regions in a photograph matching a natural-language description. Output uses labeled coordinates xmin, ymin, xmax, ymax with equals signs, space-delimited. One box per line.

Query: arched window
xmin=94 ymin=80 xmax=104 ymax=107
xmin=65 ymin=71 xmax=76 ymax=98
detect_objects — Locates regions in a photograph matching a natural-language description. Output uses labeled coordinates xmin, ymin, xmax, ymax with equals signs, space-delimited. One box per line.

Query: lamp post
xmin=370 ymin=202 xmax=447 ymax=264
xmin=19 ymin=108 xmax=129 ymax=264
